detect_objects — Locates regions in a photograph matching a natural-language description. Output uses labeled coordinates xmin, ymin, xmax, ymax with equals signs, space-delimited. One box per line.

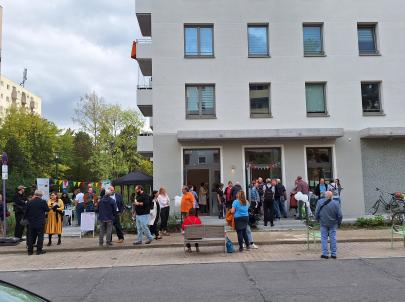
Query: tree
xmin=73 ymin=92 xmax=105 ymax=146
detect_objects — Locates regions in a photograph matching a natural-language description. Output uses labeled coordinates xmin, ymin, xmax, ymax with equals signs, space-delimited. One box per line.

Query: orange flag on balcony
xmin=131 ymin=41 xmax=137 ymax=59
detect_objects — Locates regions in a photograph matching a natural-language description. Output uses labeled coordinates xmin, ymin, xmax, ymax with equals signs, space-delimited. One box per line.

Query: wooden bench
xmin=184 ymin=225 xmax=226 ymax=254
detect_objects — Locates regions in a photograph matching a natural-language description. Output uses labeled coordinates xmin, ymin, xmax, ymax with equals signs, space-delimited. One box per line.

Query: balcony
xmin=131 ymin=39 xmax=152 ymax=76
xmin=137 ymin=133 xmax=153 ymax=157
xmin=136 ymin=0 xmax=151 ymax=37
xmin=137 ymin=83 xmax=152 ymax=117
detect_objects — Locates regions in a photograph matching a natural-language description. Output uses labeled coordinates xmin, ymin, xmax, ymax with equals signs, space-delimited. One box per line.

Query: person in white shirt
xmin=157 ymin=187 xmax=170 ymax=235
xmin=74 ymin=189 xmax=85 ymax=226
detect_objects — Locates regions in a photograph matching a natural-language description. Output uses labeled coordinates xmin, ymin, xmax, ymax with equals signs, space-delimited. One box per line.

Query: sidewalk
xmin=0 ymin=228 xmax=401 ymax=255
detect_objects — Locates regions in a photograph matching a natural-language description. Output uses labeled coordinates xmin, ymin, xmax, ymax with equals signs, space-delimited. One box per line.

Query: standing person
xmin=97 ymin=189 xmax=116 ymax=247
xmin=315 ymin=191 xmax=343 ymax=259
xmin=328 ymin=179 xmax=343 ymax=200
xmin=315 ymin=178 xmax=328 ymax=199
xmin=74 ymin=189 xmax=85 ymax=226
xmin=249 ymin=181 xmax=260 ymax=215
xmin=257 ymin=177 xmax=264 ymax=213
xmin=24 ymin=190 xmax=49 ymax=255
xmin=149 ymin=190 xmax=162 ymax=240
xmin=274 ymin=179 xmax=288 ymax=219
xmin=182 ymin=208 xmax=201 ymax=253
xmin=13 ymin=185 xmax=27 ymax=241
xmin=262 ymin=179 xmax=275 ymax=227
xmin=157 ymin=187 xmax=170 ymax=235
xmin=189 ymin=185 xmax=199 ymax=215
xmin=180 ymin=186 xmax=194 ymax=221
xmin=295 ymin=176 xmax=309 ymax=220
xmin=84 ymin=187 xmax=98 ymax=212
xmin=109 ymin=186 xmax=125 ymax=243
xmin=133 ymin=185 xmax=154 ymax=245
xmin=60 ymin=192 xmax=72 ymax=208
xmin=224 ymin=181 xmax=233 ymax=209
xmin=45 ymin=192 xmax=65 ymax=246
xmin=231 ymin=191 xmax=250 ymax=252
xmin=216 ymin=183 xmax=225 ymax=219
xmin=198 ymin=182 xmax=208 ymax=214
xmin=230 ymin=182 xmax=242 ymax=202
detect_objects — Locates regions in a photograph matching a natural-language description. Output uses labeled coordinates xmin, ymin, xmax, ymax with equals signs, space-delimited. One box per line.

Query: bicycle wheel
xmin=392 ymin=212 xmax=405 ymax=232
xmin=369 ymin=201 xmax=379 ymax=215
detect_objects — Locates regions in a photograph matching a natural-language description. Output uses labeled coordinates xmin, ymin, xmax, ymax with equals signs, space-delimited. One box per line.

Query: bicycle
xmin=392 ymin=211 xmax=405 ymax=232
xmin=369 ymin=188 xmax=403 ymax=215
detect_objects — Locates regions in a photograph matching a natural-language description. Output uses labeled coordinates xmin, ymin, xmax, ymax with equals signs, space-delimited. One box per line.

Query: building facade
xmin=133 ymin=0 xmax=405 ymax=218
xmin=0 ymin=75 xmax=42 ymax=117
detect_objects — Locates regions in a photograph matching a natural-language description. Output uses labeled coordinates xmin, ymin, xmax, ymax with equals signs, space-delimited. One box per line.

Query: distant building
xmin=0 ymin=75 xmax=42 ymax=116
xmin=0 ymin=6 xmax=42 ymax=117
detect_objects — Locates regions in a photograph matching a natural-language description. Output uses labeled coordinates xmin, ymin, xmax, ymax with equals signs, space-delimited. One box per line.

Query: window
xmin=305 ymin=83 xmax=327 ymax=115
xmin=198 ymin=156 xmax=206 ymax=164
xmin=303 ymin=24 xmax=324 ymax=55
xmin=249 ymin=83 xmax=271 ymax=117
xmin=186 ymin=85 xmax=215 ymax=118
xmin=358 ymin=24 xmax=378 ymax=55
xmin=184 ymin=25 xmax=214 ymax=57
xmin=248 ymin=24 xmax=269 ymax=57
xmin=361 ymin=82 xmax=382 ymax=114
xmin=306 ymin=147 xmax=334 ymax=189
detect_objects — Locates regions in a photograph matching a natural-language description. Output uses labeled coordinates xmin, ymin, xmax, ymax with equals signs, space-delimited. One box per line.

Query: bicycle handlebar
xmin=376 ymin=187 xmax=397 ymax=197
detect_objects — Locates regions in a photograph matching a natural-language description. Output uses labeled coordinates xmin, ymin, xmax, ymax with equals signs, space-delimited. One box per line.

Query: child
xmin=182 ymin=208 xmax=201 ymax=252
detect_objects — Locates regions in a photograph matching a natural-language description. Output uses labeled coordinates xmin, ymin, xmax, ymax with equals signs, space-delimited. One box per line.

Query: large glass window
xmin=303 ymin=24 xmax=324 ymax=55
xmin=248 ymin=25 xmax=269 ymax=57
xmin=306 ymin=83 xmax=327 ymax=115
xmin=358 ymin=24 xmax=378 ymax=55
xmin=184 ymin=25 xmax=214 ymax=57
xmin=245 ymin=148 xmax=282 ymax=188
xmin=306 ymin=147 xmax=333 ymax=189
xmin=186 ymin=85 xmax=215 ymax=118
xmin=249 ymin=83 xmax=271 ymax=117
xmin=361 ymin=82 xmax=382 ymax=114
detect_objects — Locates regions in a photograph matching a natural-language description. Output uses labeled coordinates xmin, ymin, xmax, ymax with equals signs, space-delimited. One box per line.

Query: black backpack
xmin=263 ymin=185 xmax=274 ymax=201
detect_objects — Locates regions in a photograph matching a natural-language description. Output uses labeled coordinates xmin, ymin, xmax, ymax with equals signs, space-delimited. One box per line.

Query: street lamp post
xmin=2 ymin=152 xmax=8 ymax=236
xmin=55 ymin=153 xmax=59 ymax=192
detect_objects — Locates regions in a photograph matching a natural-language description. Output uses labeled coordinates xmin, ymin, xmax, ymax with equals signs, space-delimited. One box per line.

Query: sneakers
xmin=36 ymin=250 xmax=46 ymax=255
xmin=320 ymin=255 xmax=329 ymax=259
xmin=133 ymin=241 xmax=142 ymax=245
xmin=250 ymin=243 xmax=259 ymax=249
xmin=145 ymin=239 xmax=153 ymax=245
xmin=331 ymin=255 xmax=337 ymax=259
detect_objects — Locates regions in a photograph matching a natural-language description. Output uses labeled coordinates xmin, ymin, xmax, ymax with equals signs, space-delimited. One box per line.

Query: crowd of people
xmin=2 ymin=175 xmax=343 ymax=258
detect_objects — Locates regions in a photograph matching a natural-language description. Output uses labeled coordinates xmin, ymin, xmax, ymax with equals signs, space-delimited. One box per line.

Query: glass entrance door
xmin=183 ymin=149 xmax=221 ymax=216
xmin=245 ymin=148 xmax=282 ymax=189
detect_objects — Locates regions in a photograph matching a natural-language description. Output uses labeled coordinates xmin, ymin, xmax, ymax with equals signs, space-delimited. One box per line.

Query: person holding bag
xmin=230 ymin=190 xmax=250 ymax=252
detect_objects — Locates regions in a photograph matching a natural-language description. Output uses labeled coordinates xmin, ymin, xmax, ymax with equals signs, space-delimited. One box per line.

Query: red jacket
xmin=182 ymin=215 xmax=202 ymax=231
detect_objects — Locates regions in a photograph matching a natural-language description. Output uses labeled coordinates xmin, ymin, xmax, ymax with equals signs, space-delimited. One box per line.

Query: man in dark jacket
xmin=109 ymin=185 xmax=125 ymax=243
xmin=315 ymin=191 xmax=343 ymax=259
xmin=97 ymin=190 xmax=116 ymax=246
xmin=24 ymin=190 xmax=49 ymax=255
xmin=230 ymin=182 xmax=242 ymax=202
xmin=263 ymin=179 xmax=276 ymax=227
xmin=13 ymin=185 xmax=28 ymax=241
xmin=133 ymin=185 xmax=154 ymax=245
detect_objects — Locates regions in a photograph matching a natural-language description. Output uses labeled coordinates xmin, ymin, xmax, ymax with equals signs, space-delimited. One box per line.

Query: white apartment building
xmin=0 ymin=75 xmax=42 ymax=117
xmin=133 ymin=0 xmax=405 ymax=218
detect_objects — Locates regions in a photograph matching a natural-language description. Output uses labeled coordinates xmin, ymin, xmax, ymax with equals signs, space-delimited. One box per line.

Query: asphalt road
xmin=1 ymin=258 xmax=404 ymax=302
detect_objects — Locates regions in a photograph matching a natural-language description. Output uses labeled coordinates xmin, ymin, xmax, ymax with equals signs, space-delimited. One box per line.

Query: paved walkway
xmin=0 ymin=241 xmax=404 ymax=272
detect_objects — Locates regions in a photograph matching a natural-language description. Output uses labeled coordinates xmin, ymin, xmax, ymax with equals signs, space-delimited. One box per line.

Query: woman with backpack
xmin=231 ymin=190 xmax=250 ymax=252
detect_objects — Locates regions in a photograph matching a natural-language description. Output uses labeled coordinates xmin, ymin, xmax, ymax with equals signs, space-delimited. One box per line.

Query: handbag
xmin=226 ymin=237 xmax=235 ymax=253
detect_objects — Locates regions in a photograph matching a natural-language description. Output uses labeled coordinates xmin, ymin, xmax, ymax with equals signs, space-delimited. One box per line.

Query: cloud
xmin=1 ymin=0 xmax=142 ymax=129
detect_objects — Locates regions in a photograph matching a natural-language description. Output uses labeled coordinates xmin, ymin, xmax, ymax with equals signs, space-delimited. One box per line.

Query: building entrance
xmin=183 ymin=149 xmax=221 ymax=216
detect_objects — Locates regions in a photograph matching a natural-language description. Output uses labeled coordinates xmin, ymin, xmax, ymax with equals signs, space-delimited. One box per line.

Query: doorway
xmin=183 ymin=148 xmax=221 ymax=216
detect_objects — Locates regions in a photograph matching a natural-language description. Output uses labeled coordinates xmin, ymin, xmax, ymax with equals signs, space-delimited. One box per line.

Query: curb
xmin=0 ymin=237 xmax=402 ymax=255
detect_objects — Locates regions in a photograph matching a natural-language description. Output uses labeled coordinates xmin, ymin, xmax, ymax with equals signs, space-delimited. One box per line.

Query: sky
xmin=1 ymin=0 xmax=142 ymax=129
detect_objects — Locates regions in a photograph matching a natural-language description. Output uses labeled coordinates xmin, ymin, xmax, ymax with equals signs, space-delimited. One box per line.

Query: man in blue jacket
xmin=97 ymin=190 xmax=116 ymax=246
xmin=315 ymin=191 xmax=343 ymax=259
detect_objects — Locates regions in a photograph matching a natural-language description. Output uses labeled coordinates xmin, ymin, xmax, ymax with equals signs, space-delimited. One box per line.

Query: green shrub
xmin=356 ymin=215 xmax=388 ymax=228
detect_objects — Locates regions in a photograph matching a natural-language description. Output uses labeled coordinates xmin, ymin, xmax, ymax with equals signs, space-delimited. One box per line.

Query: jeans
xmin=76 ymin=203 xmax=85 ymax=226
xmin=263 ymin=200 xmax=274 ymax=226
xmin=113 ymin=214 xmax=124 ymax=240
xmin=274 ymin=198 xmax=287 ymax=218
xmin=27 ymin=225 xmax=44 ymax=253
xmin=135 ymin=214 xmax=153 ymax=243
xmin=320 ymin=225 xmax=337 ymax=257
xmin=235 ymin=217 xmax=249 ymax=250
xmin=99 ymin=221 xmax=113 ymax=245
xmin=14 ymin=212 xmax=25 ymax=239
xmin=160 ymin=207 xmax=170 ymax=231
xmin=246 ymin=225 xmax=253 ymax=243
